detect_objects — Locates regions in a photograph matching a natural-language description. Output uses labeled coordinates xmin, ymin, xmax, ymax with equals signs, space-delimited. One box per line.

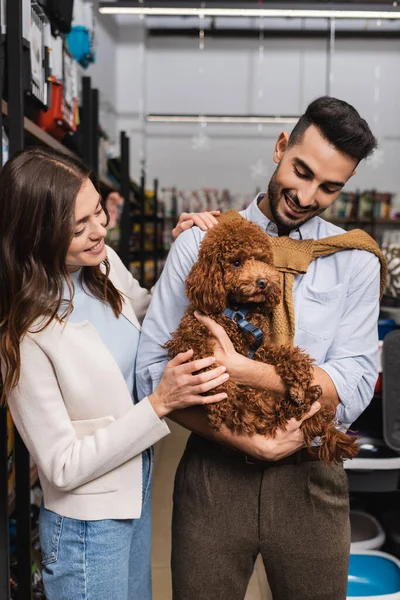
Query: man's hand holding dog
xmin=192 ymin=311 xmax=324 ymax=460
xmin=226 ymin=404 xmax=321 ymax=461
xmin=193 ymin=311 xmax=286 ymax=394
xmin=194 ymin=311 xmax=339 ymax=413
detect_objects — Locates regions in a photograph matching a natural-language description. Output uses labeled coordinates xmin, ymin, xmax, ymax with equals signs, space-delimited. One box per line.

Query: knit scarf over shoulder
xmin=267 ymin=229 xmax=387 ymax=345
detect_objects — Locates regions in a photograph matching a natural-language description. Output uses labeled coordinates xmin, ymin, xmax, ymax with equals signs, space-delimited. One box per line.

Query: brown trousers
xmin=171 ymin=434 xmax=350 ymax=600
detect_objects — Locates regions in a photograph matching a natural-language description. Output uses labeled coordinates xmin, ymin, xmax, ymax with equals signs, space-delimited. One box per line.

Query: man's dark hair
xmin=288 ymin=96 xmax=378 ymax=162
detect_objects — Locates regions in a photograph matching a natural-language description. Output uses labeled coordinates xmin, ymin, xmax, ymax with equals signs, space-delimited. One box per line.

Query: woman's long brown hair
xmin=0 ymin=147 xmax=123 ymax=404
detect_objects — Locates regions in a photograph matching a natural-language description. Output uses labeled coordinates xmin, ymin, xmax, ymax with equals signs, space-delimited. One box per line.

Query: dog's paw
xmin=306 ymin=385 xmax=323 ymax=402
xmin=289 ymin=385 xmax=306 ymax=405
xmin=266 ymin=284 xmax=281 ymax=309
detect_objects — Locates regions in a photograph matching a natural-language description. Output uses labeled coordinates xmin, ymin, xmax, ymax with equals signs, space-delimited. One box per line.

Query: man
xmin=136 ymin=96 xmax=381 ymax=600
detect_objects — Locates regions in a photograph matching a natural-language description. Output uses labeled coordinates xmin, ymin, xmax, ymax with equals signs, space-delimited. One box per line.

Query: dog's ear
xmin=186 ymin=257 xmax=226 ymax=314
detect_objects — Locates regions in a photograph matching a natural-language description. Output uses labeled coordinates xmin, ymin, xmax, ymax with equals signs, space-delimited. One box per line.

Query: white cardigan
xmin=6 ymin=246 xmax=170 ymax=520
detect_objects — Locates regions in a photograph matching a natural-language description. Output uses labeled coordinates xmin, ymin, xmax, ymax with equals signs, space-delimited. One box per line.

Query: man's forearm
xmin=168 ymin=406 xmax=273 ymax=458
xmin=168 ymin=362 xmax=339 ymax=444
xmin=167 ymin=400 xmax=320 ymax=462
xmin=168 ymin=406 xmax=239 ymax=448
xmin=312 ymin=366 xmax=340 ymax=410
xmin=234 ymin=358 xmax=339 ymax=410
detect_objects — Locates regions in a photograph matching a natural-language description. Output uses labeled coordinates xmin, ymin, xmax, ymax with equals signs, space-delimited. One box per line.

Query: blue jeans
xmin=39 ymin=449 xmax=153 ymax=600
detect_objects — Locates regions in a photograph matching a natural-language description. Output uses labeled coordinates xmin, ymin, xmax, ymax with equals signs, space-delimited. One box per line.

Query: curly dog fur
xmin=165 ymin=211 xmax=359 ymax=463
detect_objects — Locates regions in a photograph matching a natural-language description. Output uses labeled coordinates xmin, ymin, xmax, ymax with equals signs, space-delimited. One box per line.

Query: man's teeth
xmin=285 ymin=195 xmax=308 ymax=214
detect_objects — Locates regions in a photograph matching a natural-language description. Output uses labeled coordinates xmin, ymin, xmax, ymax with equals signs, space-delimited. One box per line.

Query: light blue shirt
xmin=65 ymin=269 xmax=140 ymax=403
xmin=136 ymin=196 xmax=381 ymax=427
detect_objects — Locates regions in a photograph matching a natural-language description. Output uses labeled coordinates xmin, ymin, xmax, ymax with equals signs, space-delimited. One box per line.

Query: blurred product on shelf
xmin=106 ymin=191 xmax=124 ymax=229
xmin=67 ymin=26 xmax=95 ymax=67
xmin=143 ymin=189 xmax=155 ymax=215
xmin=27 ymin=2 xmax=51 ymax=110
xmin=129 ymin=260 xmax=157 ymax=290
xmin=350 ymin=510 xmax=386 ymax=552
xmin=347 ymin=552 xmax=400 ymax=598
xmin=382 ymin=243 xmax=400 ymax=299
xmin=105 ymin=191 xmax=124 ymax=252
xmin=159 ymin=186 xmax=255 ymax=252
xmin=381 ymin=231 xmax=400 ymax=247
xmin=105 ymin=223 xmax=120 ymax=253
xmin=67 ymin=0 xmax=96 ymax=68
xmin=324 ymin=189 xmax=397 ymax=222
xmin=160 ymin=186 xmax=254 ymax=218
xmin=35 ymin=46 xmax=78 ymax=141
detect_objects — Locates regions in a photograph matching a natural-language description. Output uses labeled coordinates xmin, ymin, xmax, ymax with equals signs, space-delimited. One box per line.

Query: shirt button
xmin=268 ymin=223 xmax=276 ymax=232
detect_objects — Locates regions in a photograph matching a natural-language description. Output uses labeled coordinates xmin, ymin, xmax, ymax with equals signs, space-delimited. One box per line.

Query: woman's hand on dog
xmin=172 ymin=211 xmax=220 ymax=240
xmin=149 ymin=349 xmax=229 ymax=418
xmin=227 ymin=402 xmax=321 ymax=461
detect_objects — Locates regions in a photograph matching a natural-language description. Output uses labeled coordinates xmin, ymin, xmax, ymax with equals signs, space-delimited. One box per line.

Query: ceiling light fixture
xmin=99 ymin=4 xmax=400 ymax=20
xmin=146 ymin=115 xmax=299 ymax=124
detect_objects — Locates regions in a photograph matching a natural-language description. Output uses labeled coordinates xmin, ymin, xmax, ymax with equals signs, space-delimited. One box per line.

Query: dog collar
xmin=222 ymin=305 xmax=264 ymax=359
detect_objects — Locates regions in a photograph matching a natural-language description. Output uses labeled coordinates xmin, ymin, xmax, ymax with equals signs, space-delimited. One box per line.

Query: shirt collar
xmin=243 ymin=193 xmax=319 ymax=240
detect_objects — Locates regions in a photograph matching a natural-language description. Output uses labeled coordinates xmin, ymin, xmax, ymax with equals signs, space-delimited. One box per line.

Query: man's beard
xmin=267 ymin=167 xmax=325 ymax=234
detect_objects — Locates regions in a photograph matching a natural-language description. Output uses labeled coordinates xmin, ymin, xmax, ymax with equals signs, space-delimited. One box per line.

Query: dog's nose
xmin=256 ymin=279 xmax=267 ymax=290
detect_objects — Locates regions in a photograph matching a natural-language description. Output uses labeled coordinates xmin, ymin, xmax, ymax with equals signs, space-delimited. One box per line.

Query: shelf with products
xmin=2 ymin=100 xmax=119 ymax=194
xmin=3 ymin=99 xmax=75 ymax=157
xmin=324 ymin=189 xmax=399 ymax=224
xmin=129 ymin=260 xmax=158 ymax=290
xmin=323 ymin=190 xmax=400 ymax=249
xmin=117 ymin=176 xmax=166 ymax=289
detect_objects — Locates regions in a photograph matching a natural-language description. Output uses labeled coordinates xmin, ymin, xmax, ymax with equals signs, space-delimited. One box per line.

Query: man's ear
xmin=273 ymin=132 xmax=289 ymax=165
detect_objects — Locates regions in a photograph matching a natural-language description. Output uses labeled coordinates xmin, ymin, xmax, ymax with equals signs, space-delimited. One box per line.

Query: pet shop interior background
xmin=1 ymin=0 xmax=400 ymax=598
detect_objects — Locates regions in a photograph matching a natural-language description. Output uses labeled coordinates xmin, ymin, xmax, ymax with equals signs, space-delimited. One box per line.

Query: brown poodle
xmin=165 ymin=211 xmax=359 ymax=463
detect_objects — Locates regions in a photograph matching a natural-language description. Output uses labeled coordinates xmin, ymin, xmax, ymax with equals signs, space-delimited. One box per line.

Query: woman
xmin=0 ymin=147 xmax=228 ymax=600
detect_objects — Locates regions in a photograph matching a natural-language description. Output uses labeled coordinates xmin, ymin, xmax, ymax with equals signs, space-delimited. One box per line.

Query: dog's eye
xmin=232 ymin=260 xmax=242 ymax=268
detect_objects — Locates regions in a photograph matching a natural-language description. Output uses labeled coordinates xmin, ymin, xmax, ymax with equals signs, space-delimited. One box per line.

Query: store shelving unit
xmin=0 ymin=2 xmax=163 ymax=598
xmin=129 ymin=173 xmax=165 ymax=288
xmin=1 ymin=98 xmax=118 ymax=194
xmin=6 ymin=1 xmax=33 ymax=596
